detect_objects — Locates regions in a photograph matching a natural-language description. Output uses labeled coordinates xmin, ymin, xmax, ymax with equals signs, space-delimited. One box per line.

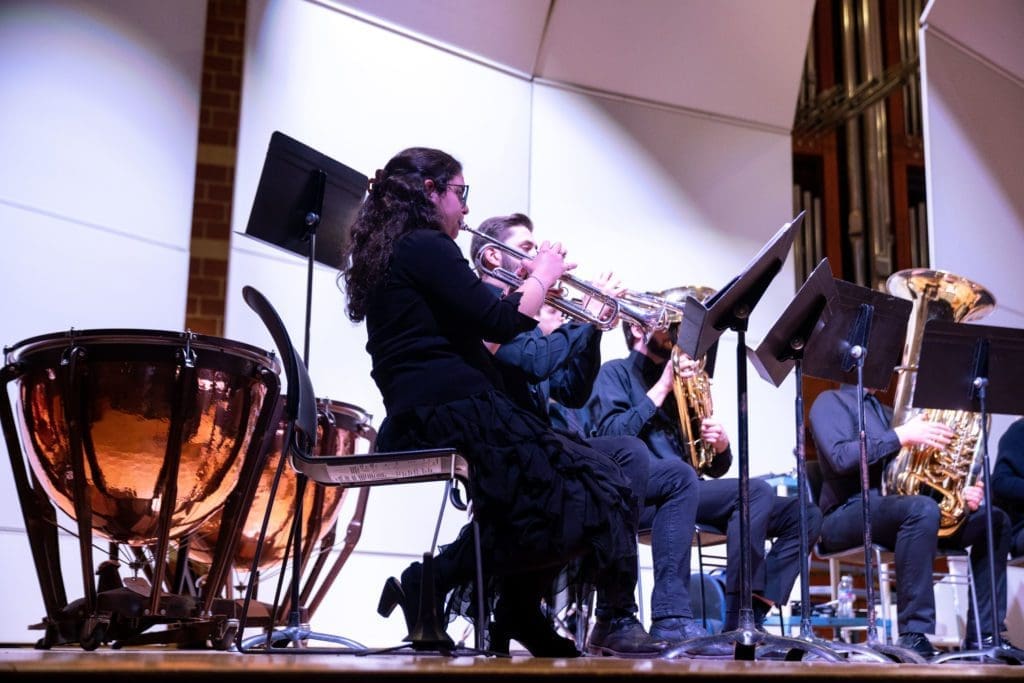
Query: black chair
xmin=235 ymin=285 xmax=487 ymax=655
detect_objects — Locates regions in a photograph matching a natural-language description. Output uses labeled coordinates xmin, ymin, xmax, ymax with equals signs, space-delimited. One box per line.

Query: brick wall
xmin=186 ymin=0 xmax=247 ymax=337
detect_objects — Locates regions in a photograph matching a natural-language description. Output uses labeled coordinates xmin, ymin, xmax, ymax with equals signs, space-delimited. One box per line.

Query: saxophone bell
xmin=653 ymin=286 xmax=720 ymax=476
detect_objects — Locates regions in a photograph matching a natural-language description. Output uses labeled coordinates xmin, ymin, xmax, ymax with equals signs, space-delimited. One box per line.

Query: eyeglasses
xmin=447 ymin=183 xmax=470 ymax=206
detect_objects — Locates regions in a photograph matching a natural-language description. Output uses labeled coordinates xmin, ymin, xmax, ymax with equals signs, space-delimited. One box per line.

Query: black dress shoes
xmin=963 ymin=634 xmax=1024 ymax=655
xmin=587 ymin=616 xmax=668 ymax=658
xmin=897 ymin=632 xmax=939 ymax=659
xmin=649 ymin=616 xmax=709 ymax=642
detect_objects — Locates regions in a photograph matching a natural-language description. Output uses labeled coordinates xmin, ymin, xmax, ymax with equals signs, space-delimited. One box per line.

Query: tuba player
xmin=809 ymin=382 xmax=1018 ymax=659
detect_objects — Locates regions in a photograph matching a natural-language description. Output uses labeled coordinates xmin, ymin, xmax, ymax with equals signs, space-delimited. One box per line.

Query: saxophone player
xmin=809 ymin=383 xmax=1018 ymax=659
xmin=586 ymin=320 xmax=823 ymax=640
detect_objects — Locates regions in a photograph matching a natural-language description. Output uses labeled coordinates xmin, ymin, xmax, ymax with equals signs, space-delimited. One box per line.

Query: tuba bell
xmin=882 ymin=268 xmax=996 ymax=537
xmin=654 ymin=286 xmax=719 ymax=476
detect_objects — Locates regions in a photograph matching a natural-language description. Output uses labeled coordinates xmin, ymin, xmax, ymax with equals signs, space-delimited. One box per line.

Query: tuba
xmin=882 ymin=269 xmax=996 ymax=537
xmin=654 ymin=286 xmax=719 ymax=476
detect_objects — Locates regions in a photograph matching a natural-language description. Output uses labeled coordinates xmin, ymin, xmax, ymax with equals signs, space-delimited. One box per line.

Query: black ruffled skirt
xmin=377 ymin=389 xmax=638 ymax=582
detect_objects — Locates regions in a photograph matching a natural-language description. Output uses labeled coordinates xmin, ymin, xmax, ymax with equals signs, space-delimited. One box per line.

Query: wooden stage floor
xmin=2 ymin=645 xmax=1021 ymax=682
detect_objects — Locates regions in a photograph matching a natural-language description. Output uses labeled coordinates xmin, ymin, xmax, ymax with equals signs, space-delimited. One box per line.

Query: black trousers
xmin=820 ymin=490 xmax=1010 ymax=636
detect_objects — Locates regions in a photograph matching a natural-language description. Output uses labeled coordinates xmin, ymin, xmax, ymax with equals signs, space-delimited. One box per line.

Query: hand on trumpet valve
xmin=581 ymin=271 xmax=625 ymax=319
xmin=519 ymin=240 xmax=574 ymax=285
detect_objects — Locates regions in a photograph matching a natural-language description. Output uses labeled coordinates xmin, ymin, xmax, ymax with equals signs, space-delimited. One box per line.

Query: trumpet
xmin=461 ymin=224 xmax=671 ymax=333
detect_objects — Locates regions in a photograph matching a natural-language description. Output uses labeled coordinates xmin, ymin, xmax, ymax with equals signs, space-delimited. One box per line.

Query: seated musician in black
xmin=468 ymin=212 xmax=663 ymax=655
xmin=808 ymin=383 xmax=1017 ymax=658
xmin=347 ymin=153 xmax=657 ymax=659
xmin=586 ymin=320 xmax=822 ymax=638
xmin=994 ymin=418 xmax=1024 ymax=559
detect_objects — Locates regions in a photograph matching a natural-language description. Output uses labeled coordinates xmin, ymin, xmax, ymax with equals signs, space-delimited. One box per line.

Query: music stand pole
xmin=922 ymin=329 xmax=1024 ymax=665
xmin=300 ymin=171 xmax=325 ymax=366
xmin=664 ymin=213 xmax=842 ymax=662
xmin=282 ymin=169 xmax=323 ymax=638
xmin=749 ymin=260 xmax=889 ymax=662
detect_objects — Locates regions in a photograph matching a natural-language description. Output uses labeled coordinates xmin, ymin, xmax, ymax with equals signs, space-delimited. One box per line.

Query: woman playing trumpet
xmin=341 ymin=148 xmax=656 ymax=656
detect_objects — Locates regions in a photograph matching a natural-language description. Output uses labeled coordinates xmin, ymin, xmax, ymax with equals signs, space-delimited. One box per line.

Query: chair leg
xmin=875 ymin=550 xmax=894 ymax=643
xmin=965 ymin=556 xmax=982 ymax=648
xmin=696 ymin=530 xmax=708 ymax=630
xmin=471 ymin=519 xmax=487 ymax=651
xmin=636 ymin=551 xmax=645 ymax=626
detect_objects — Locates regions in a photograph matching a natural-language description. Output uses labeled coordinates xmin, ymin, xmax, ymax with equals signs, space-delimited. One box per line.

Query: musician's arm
xmin=587 ymin=362 xmax=656 ymax=438
xmin=809 ymin=390 xmax=900 ymax=476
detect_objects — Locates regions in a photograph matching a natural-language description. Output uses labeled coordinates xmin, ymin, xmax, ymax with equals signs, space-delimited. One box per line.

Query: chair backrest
xmin=242 ymin=285 xmax=318 ymax=456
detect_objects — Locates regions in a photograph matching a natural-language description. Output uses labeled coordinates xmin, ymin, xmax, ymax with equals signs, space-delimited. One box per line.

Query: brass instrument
xmin=461 ymin=224 xmax=671 ymax=333
xmin=655 ymin=286 xmax=720 ymax=475
xmin=882 ymin=268 xmax=996 ymax=537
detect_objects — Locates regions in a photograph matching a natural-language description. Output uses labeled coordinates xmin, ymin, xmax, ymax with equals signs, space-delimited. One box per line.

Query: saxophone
xmin=654 ymin=286 xmax=720 ymax=476
xmin=882 ymin=269 xmax=996 ymax=537
xmin=672 ymin=345 xmax=717 ymax=475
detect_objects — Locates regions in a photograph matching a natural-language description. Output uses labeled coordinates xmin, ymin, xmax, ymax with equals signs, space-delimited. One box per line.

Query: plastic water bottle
xmin=837 ymin=574 xmax=855 ymax=618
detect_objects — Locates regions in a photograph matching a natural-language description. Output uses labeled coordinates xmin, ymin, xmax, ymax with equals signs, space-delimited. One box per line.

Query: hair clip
xmin=367 ymin=168 xmax=386 ymax=192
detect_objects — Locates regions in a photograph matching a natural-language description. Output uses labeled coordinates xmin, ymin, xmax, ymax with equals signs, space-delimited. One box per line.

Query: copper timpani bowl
xmin=188 ymin=399 xmax=373 ymax=572
xmin=5 ymin=329 xmax=280 ymax=546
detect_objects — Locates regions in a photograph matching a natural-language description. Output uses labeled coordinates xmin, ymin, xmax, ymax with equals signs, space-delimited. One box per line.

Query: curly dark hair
xmin=341 ymin=147 xmax=462 ymax=322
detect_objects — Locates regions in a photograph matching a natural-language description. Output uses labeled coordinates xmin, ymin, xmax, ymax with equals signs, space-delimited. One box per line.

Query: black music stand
xmin=797 ymin=279 xmax=924 ymax=663
xmin=751 ymin=261 xmax=891 ymax=663
xmin=664 ymin=212 xmax=837 ymax=661
xmin=241 ymin=131 xmax=367 ymax=363
xmin=911 ymin=320 xmax=1024 ymax=665
xmin=236 ymin=134 xmax=367 ymax=652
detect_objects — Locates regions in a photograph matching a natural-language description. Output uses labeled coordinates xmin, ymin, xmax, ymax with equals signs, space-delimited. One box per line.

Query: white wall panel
xmin=920 ymin=13 xmax=1024 ymax=454
xmin=920 ymin=1 xmax=1024 ymax=642
xmin=529 ymin=85 xmax=800 ymax=479
xmin=226 ymin=0 xmax=531 ymax=646
xmin=0 ymin=0 xmax=206 ymax=642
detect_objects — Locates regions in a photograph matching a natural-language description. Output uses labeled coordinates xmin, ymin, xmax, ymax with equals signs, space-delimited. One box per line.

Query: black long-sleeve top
xmin=807 ymin=383 xmax=902 ymax=514
xmin=994 ymin=418 xmax=1024 ymax=536
xmin=586 ymin=349 xmax=732 ymax=477
xmin=365 ymin=228 xmax=538 ymax=415
xmin=492 ymin=313 xmax=601 ymax=433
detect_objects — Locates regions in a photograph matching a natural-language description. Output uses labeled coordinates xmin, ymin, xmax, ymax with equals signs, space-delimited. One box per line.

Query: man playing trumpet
xmin=466 ymin=212 xmax=666 ymax=656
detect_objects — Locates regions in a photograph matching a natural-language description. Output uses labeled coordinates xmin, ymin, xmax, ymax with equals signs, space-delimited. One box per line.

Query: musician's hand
xmin=893 ymin=414 xmax=955 ymax=449
xmin=964 ymin=484 xmax=984 ymax=511
xmin=581 ymin=271 xmax=625 ymax=319
xmin=701 ymin=416 xmax=730 ymax=453
xmin=647 ymin=358 xmax=675 ymax=408
xmin=525 ymin=241 xmax=568 ymax=285
xmin=674 ymin=352 xmax=698 ymax=380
